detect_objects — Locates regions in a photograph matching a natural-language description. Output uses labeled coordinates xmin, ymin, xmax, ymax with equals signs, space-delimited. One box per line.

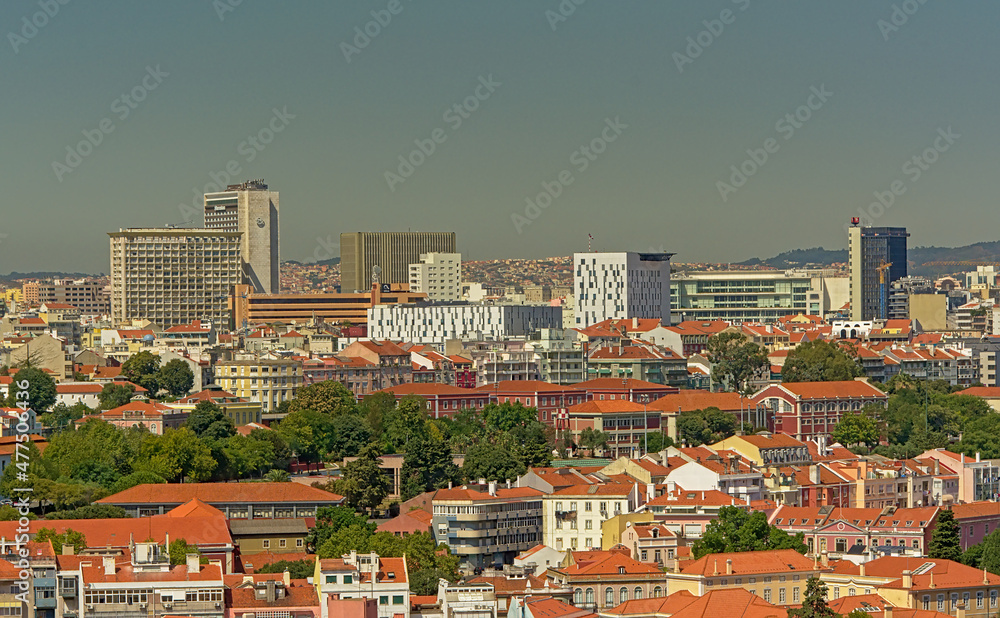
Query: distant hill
xmin=739 ymin=242 xmax=1000 ymax=277
xmin=0 ymin=271 xmax=99 ymax=284
xmin=282 ymin=257 xmax=339 ymax=267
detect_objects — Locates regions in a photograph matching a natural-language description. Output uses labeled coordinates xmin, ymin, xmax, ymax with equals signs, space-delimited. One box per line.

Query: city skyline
xmin=3 ymin=2 xmax=999 ymax=274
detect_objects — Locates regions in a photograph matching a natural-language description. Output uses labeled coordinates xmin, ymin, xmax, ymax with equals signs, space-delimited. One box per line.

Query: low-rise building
xmin=313 ymin=551 xmax=410 ymax=618
xmin=214 ymin=358 xmax=303 ymax=419
xmin=545 ymin=549 xmax=667 ymax=613
xmin=542 ymin=483 xmax=640 ymax=552
xmin=666 ymin=549 xmax=821 ymax=606
xmin=96 ymin=482 xmax=344 ymax=519
xmin=751 ymin=380 xmax=889 ymax=441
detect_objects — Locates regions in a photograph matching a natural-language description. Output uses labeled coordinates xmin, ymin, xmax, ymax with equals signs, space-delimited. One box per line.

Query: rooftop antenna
xmin=588 ymin=234 xmax=593 ymax=252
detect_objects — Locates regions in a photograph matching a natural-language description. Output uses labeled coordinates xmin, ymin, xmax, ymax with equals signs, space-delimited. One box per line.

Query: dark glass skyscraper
xmin=849 ymin=224 xmax=909 ymax=320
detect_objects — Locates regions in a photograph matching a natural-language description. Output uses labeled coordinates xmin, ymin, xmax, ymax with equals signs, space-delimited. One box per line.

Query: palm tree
xmin=263 ymin=469 xmax=290 ymax=482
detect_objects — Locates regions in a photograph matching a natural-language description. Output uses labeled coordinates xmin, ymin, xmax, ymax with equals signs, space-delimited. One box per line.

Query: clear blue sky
xmin=2 ymin=0 xmax=998 ymax=274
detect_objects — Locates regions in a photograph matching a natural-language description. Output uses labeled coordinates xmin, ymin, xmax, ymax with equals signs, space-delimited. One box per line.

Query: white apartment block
xmin=108 ymin=228 xmax=242 ymax=329
xmin=368 ymin=303 xmax=562 ymax=344
xmin=574 ymin=252 xmax=672 ymax=328
xmin=542 ymin=486 xmax=639 ymax=552
xmin=214 ymin=358 xmax=302 ymax=417
xmin=409 ymin=252 xmax=462 ymax=301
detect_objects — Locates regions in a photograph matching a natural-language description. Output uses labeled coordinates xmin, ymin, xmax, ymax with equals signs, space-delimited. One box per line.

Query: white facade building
xmin=574 ymin=252 xmax=672 ymax=328
xmin=368 ymin=303 xmax=562 ymax=344
xmin=409 ymin=252 xmax=462 ymax=301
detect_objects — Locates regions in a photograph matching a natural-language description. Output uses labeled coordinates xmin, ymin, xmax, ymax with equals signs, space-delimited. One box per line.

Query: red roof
xmin=680 ymin=549 xmax=814 ymax=577
xmin=97 ymin=482 xmax=343 ymax=505
xmin=474 ymin=380 xmax=581 ymax=393
xmin=649 ymin=390 xmax=754 ymax=413
xmin=955 ymin=386 xmax=1000 ymax=398
xmin=433 ymin=486 xmax=543 ymax=502
xmin=775 ymin=380 xmax=887 ymax=400
xmin=0 ymin=516 xmax=232 ymax=548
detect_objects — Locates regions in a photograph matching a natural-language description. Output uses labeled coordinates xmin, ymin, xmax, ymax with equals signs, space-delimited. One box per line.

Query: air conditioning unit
xmin=163 ymin=601 xmax=173 ymax=609
xmin=86 ymin=604 xmax=93 ymax=610
xmin=139 ymin=603 xmax=147 ymax=609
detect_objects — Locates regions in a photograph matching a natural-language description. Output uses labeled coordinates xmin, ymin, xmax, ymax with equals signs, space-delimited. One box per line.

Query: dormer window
xmin=618 ymin=567 xmax=626 ymax=575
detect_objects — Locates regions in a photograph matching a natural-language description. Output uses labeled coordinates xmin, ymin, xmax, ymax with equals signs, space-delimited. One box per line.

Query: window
xmin=938 ymin=594 xmax=945 ymax=611
xmin=641 ymin=551 xmax=648 ymax=561
xmin=574 ymin=589 xmax=583 ymax=605
xmin=620 ymin=587 xmax=628 ymax=604
xmin=585 ymin=502 xmax=593 ymax=511
xmin=834 ymin=588 xmax=840 ymax=599
xmin=780 ymin=588 xmax=786 ymax=603
xmin=605 ymin=588 xmax=614 ymax=606
xmin=635 ymin=587 xmax=643 ymax=600
xmin=794 ymin=587 xmax=800 ymax=603
xmin=586 ymin=520 xmax=593 ymax=530
xmin=326 ymin=576 xmax=336 ymax=584
xmin=344 ymin=575 xmax=353 ymax=585
xmin=297 ymin=539 xmax=304 ymax=547
xmin=978 ymin=591 xmax=985 ymax=609
xmin=279 ymin=539 xmax=286 ymax=548
xmin=653 ymin=586 xmax=662 ymax=598
xmin=849 ymin=588 xmax=856 ymax=596
xmin=392 ymin=595 xmax=404 ymax=605
xmin=992 ymin=590 xmax=998 ymax=608
xmin=952 ymin=593 xmax=959 ymax=609
xmin=835 ymin=538 xmax=847 ymax=552
xmin=763 ymin=589 xmax=771 ymax=602
xmin=923 ymin=595 xmax=930 ymax=610
xmin=586 ymin=588 xmax=594 ymax=605
xmin=380 ymin=596 xmax=389 ymax=604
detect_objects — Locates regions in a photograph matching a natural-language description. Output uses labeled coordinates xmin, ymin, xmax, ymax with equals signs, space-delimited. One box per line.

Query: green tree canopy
xmin=787 ymin=577 xmax=837 ymax=618
xmin=140 ymin=428 xmax=217 ymax=482
xmin=40 ymin=401 xmax=91 ymax=431
xmin=337 ymin=444 xmax=390 ymax=516
xmin=781 ymin=340 xmax=863 ymax=383
xmin=185 ymin=401 xmax=236 ymax=440
xmin=977 ymin=529 xmax=1000 ymax=575
xmin=306 ymin=506 xmax=375 ymax=553
xmin=276 ymin=409 xmax=336 ymax=462
xmin=158 ymin=359 xmax=195 ymax=397
xmin=927 ymin=508 xmax=962 ymax=562
xmin=462 ymin=441 xmax=525 ymax=483
xmin=98 ymin=382 xmax=136 ymax=410
xmin=832 ymin=406 xmax=881 ymax=448
xmin=257 ymin=559 xmax=314 ymax=579
xmin=328 ymin=414 xmax=373 ymax=460
xmin=5 ymin=366 xmax=57 ymax=412
xmin=692 ymin=506 xmax=807 ymax=559
xmin=706 ymin=331 xmax=769 ymax=395
xmin=46 ymin=504 xmax=131 ymax=519
xmin=121 ymin=351 xmax=161 ymax=395
xmin=676 ymin=407 xmax=738 ymax=446
xmin=578 ymin=427 xmax=608 ymax=452
xmin=34 ymin=528 xmax=86 ymax=554
xmin=288 ymin=380 xmax=358 ymax=417
xmin=401 ymin=432 xmax=461 ymax=500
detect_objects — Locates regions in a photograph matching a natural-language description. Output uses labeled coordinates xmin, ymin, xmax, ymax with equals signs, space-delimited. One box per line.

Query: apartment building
xmin=409 ymin=252 xmax=462 ymax=301
xmin=369 ymin=303 xmax=562 ymax=344
xmin=108 ymin=228 xmax=242 ymax=329
xmin=546 ymin=549 xmax=668 ymax=613
xmin=666 ymin=549 xmax=822 ymax=606
xmin=37 ymin=278 xmax=110 ymax=315
xmin=214 ymin=358 xmax=302 ymax=417
xmin=432 ymin=483 xmax=544 ymax=569
xmin=526 ymin=328 xmax=586 ymax=385
xmin=542 ymin=484 xmax=639 ymax=552
xmin=574 ymin=252 xmax=672 ymax=328
xmin=567 ymin=400 xmax=663 ymax=458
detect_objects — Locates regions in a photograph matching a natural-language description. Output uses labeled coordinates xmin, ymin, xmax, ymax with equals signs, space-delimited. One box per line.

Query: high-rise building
xmin=109 ymin=228 xmax=242 ymax=329
xmin=848 ymin=223 xmax=909 ymax=320
xmin=409 ymin=252 xmax=462 ymax=301
xmin=204 ymin=179 xmax=280 ymax=294
xmin=340 ymin=232 xmax=456 ymax=293
xmin=574 ymin=252 xmax=672 ymax=328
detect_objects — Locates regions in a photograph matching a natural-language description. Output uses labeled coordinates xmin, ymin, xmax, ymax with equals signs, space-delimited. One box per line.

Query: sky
xmin=2 ymin=0 xmax=998 ymax=274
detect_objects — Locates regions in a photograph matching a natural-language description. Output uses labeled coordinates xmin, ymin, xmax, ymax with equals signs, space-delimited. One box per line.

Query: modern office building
xmin=409 ymin=252 xmax=462 ymax=301
xmin=37 ymin=278 xmax=110 ymax=315
xmin=848 ymin=223 xmax=909 ymax=320
xmin=108 ymin=228 xmax=242 ymax=329
xmin=574 ymin=252 xmax=672 ymax=328
xmin=368 ymin=303 xmax=562 ymax=344
xmin=231 ymin=283 xmax=427 ymax=330
xmin=671 ymin=270 xmax=849 ymax=323
xmin=340 ymin=231 xmax=456 ymax=292
xmin=204 ymin=179 xmax=280 ymax=294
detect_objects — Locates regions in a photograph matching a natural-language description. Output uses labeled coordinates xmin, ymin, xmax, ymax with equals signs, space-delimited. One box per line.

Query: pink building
xmin=75 ymin=401 xmax=188 ymax=434
xmin=951 ymin=502 xmax=1000 ymax=550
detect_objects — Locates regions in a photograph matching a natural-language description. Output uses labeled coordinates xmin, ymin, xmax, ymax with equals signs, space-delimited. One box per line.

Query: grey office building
xmin=204 ymin=179 xmax=280 ymax=294
xmin=340 ymin=231 xmax=456 ymax=292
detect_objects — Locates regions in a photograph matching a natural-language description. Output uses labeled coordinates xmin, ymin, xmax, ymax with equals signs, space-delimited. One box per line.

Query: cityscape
xmin=4 ymin=3 xmax=1000 ymax=618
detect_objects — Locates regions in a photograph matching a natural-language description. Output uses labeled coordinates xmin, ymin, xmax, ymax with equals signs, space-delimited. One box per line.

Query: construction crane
xmin=877 ymin=261 xmax=892 ymax=319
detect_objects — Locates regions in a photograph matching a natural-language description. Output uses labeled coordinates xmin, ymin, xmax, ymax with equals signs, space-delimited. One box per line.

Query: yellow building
xmin=601 ymin=512 xmax=655 ymax=550
xmin=166 ymin=389 xmax=264 ymax=426
xmin=711 ymin=433 xmax=811 ymax=468
xmin=665 ymin=549 xmax=821 ymax=605
xmin=214 ymin=358 xmax=302 ymax=419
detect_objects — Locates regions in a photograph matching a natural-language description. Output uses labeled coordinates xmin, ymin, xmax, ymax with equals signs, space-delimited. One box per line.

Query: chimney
xmin=859 ymin=562 xmax=865 ymax=577
xmin=820 ymin=550 xmax=829 ymax=568
xmin=884 ymin=605 xmax=893 ymax=618
xmin=632 ymin=317 xmax=639 ymax=329
xmin=265 ymin=579 xmax=277 ymax=603
xmin=186 ymin=553 xmax=200 ymax=574
xmin=977 ymin=452 xmax=981 ymax=463
xmin=242 ymin=575 xmax=253 ymax=585
xmin=957 ymin=602 xmax=966 ymax=618
xmin=506 ymin=479 xmax=512 ymax=489
xmin=929 ymin=571 xmax=935 ymax=589
xmin=713 ymin=559 xmax=719 ymax=576
xmin=489 ymin=481 xmax=497 ymax=496
xmin=283 ymin=569 xmax=291 ymax=587
xmin=810 ymin=465 xmax=821 ymax=485
xmin=448 ymin=481 xmax=453 ymax=489
xmin=667 ymin=481 xmax=676 ymax=494
xmin=726 ymin=559 xmax=733 ymax=575
xmin=102 ymin=556 xmax=115 ymax=576
xmin=934 ymin=459 xmax=940 ymax=475
xmin=902 ymin=570 xmax=912 ymax=589
xmin=62 ymin=544 xmax=74 ymax=556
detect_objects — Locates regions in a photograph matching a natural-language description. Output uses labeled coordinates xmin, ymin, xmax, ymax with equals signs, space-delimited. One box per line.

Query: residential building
xmin=545 ymin=548 xmax=667 ymax=613
xmin=849 ymin=224 xmax=909 ymax=321
xmin=214 ymin=358 xmax=302 ymax=418
xmin=750 ymin=380 xmax=889 ymax=441
xmin=37 ymin=278 xmax=110 ymax=315
xmin=108 ymin=228 xmax=242 ymax=328
xmin=475 ymin=380 xmax=585 ymax=426
xmin=711 ymin=433 xmax=812 ymax=469
xmin=918 ymin=449 xmax=1000 ymax=504
xmin=229 ymin=519 xmax=309 ymax=556
xmin=373 ymin=383 xmax=491 ymax=418
xmin=951 ymin=502 xmax=1000 ymax=550
xmin=76 ymin=401 xmax=188 ymax=434
xmin=639 ymin=485 xmax=747 ymax=539
xmin=620 ymin=522 xmax=679 ymax=570
xmin=586 ymin=341 xmax=687 ymax=387
xmin=514 ymin=545 xmax=568 ymax=577
xmin=665 ymin=549 xmax=822 ymax=605
xmin=573 ymin=252 xmax=672 ymax=328
xmin=670 ymin=269 xmax=848 ymax=323
xmin=769 ymin=505 xmax=939 ymax=559
xmin=96 ymin=482 xmax=344 ymax=518
xmin=437 ymin=579 xmax=498 ymax=618
xmin=204 ymin=179 xmax=280 ymax=294
xmin=339 ymin=339 xmax=413 ymax=389
xmin=432 ymin=483 xmax=544 ymax=569
xmin=369 ymin=303 xmax=562 ymax=344
xmin=542 ymin=484 xmax=640 ymax=552
xmin=507 ymin=595 xmax=596 ymax=618
xmin=526 ymin=328 xmax=587 ymax=385
xmin=226 ymin=572 xmax=320 ymax=618
xmin=647 ymin=390 xmax=756 ymax=443
xmin=567 ymin=400 xmax=662 ymax=458
xmin=661 ymin=446 xmax=764 ymax=502
xmin=409 ymin=252 xmax=462 ymax=301
xmin=341 ymin=231 xmax=457 ymax=293
xmin=313 ymin=551 xmax=410 ymax=618
xmin=167 ymin=388 xmax=263 ymax=426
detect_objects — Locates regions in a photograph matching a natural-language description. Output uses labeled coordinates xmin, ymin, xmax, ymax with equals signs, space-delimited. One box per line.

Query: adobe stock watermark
xmin=716 ymin=84 xmax=833 ymax=202
xmin=307 ymin=235 xmax=338 ymax=263
xmin=212 ymin=0 xmax=244 ymax=22
xmin=341 ymin=0 xmax=413 ymax=63
xmin=846 ymin=126 xmax=959 ymax=233
xmin=512 ymin=116 xmax=627 ymax=234
xmin=51 ymin=65 xmax=169 ymax=182
xmin=177 ymin=107 xmax=296 ymax=223
xmin=877 ymin=0 xmax=932 ymax=41
xmin=384 ymin=74 xmax=501 ymax=192
xmin=12 ymin=377 xmax=34 ymax=611
xmin=7 ymin=0 xmax=71 ymax=55
xmin=545 ymin=0 xmax=587 ymax=31
xmin=673 ymin=0 xmax=751 ymax=73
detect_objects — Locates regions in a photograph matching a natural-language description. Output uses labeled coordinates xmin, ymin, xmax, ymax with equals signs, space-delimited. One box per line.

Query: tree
xmin=643 ymin=432 xmax=673 ymax=453
xmin=276 ymin=410 xmax=336 ymax=462
xmin=381 ymin=396 xmax=429 ymax=454
xmin=40 ymin=401 xmax=91 ymax=431
xmin=288 ymin=380 xmax=358 ymax=417
xmin=787 ymin=577 xmax=837 ymax=618
xmin=928 ymin=508 xmax=963 ymax=562
xmin=306 ymin=506 xmax=374 ymax=552
xmin=782 ymin=340 xmax=863 ymax=383
xmin=185 ymin=401 xmax=236 ymax=440
xmin=257 ymin=559 xmax=314 ymax=579
xmin=328 ymin=414 xmax=373 ymax=460
xmin=264 ymin=469 xmax=290 ymax=482
xmin=5 ymin=366 xmax=57 ymax=412
xmin=0 ymin=505 xmax=35 ymax=521
xmin=978 ymin=529 xmax=1000 ymax=575
xmin=706 ymin=331 xmax=769 ymax=395
xmin=338 ymin=444 xmax=390 ymax=516
xmin=360 ymin=392 xmax=396 ymax=441
xmin=676 ymin=408 xmax=738 ymax=446
xmin=140 ymin=428 xmax=217 ymax=482
xmin=578 ymin=428 xmax=609 ymax=453
xmin=168 ymin=538 xmax=200 ymax=566
xmin=401 ymin=432 xmax=461 ymax=500
xmin=832 ymin=407 xmax=881 ymax=448
xmin=110 ymin=470 xmax=167 ymax=494
xmin=692 ymin=506 xmax=807 ymax=559
xmin=34 ymin=528 xmax=87 ymax=554
xmin=98 ymin=382 xmax=136 ymax=410
xmin=121 ymin=351 xmax=161 ymax=394
xmin=158 ymin=359 xmax=195 ymax=397
xmin=462 ymin=442 xmax=525 ymax=483
xmin=317 ymin=524 xmax=375 ymax=559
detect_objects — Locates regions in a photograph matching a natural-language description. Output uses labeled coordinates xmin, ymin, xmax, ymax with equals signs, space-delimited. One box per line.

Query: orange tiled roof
xmin=97 ymin=482 xmax=343 ymax=505
xmin=680 ymin=549 xmax=814 ymax=577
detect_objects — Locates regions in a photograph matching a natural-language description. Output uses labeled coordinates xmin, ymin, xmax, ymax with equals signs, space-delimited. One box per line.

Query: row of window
xmin=922 ymin=590 xmax=998 ymax=610
xmin=572 ymin=586 xmax=655 ymax=607
xmin=261 ymin=538 xmax=304 ymax=549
